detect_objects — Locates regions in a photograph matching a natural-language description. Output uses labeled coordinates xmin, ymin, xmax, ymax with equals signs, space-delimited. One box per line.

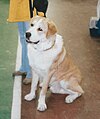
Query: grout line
xmin=11 ymin=38 xmax=22 ymax=119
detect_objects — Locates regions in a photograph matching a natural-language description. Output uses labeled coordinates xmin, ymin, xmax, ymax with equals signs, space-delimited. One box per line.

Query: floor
xmin=0 ymin=0 xmax=18 ymax=119
xmin=21 ymin=0 xmax=100 ymax=119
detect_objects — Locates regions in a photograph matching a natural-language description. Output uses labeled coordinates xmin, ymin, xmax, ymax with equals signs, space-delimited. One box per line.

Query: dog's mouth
xmin=26 ymin=39 xmax=40 ymax=44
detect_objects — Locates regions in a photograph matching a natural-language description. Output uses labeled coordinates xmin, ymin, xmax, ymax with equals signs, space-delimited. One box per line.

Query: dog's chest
xmin=28 ymin=46 xmax=57 ymax=72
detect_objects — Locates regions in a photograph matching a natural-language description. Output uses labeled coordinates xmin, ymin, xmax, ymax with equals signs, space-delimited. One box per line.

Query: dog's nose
xmin=26 ymin=32 xmax=31 ymax=39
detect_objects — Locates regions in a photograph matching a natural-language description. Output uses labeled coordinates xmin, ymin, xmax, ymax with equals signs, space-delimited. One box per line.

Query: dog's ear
xmin=46 ymin=21 xmax=57 ymax=38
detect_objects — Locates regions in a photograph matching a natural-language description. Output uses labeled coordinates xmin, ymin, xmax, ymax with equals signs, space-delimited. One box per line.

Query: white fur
xmin=25 ymin=18 xmax=64 ymax=111
xmin=24 ymin=18 xmax=82 ymax=111
xmin=27 ymin=34 xmax=63 ymax=76
xmin=26 ymin=34 xmax=63 ymax=111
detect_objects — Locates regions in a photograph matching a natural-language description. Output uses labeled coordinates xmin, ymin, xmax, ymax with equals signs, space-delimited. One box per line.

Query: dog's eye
xmin=37 ymin=28 xmax=43 ymax=31
xmin=31 ymin=24 xmax=34 ymax=27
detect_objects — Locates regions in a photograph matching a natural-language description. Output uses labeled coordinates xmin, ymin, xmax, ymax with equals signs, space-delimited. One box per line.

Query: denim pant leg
xmin=17 ymin=22 xmax=32 ymax=78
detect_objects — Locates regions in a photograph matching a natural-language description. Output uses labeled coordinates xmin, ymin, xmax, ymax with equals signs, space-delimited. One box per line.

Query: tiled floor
xmin=21 ymin=0 xmax=100 ymax=119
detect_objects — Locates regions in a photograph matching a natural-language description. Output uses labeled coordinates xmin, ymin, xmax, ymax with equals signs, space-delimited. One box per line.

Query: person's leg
xmin=17 ymin=22 xmax=32 ymax=83
xmin=17 ymin=22 xmax=27 ymax=72
xmin=23 ymin=21 xmax=32 ymax=79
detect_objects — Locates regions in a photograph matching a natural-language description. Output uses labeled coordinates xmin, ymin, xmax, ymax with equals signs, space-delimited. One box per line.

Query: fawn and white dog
xmin=25 ymin=16 xmax=84 ymax=111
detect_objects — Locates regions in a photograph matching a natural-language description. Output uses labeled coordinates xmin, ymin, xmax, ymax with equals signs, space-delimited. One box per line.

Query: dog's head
xmin=26 ymin=16 xmax=57 ymax=44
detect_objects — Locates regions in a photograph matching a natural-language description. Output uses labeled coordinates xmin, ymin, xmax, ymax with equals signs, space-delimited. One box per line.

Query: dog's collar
xmin=42 ymin=40 xmax=55 ymax=51
xmin=34 ymin=40 xmax=56 ymax=51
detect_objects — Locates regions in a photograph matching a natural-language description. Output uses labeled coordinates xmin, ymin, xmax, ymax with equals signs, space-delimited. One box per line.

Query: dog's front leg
xmin=24 ymin=70 xmax=39 ymax=101
xmin=37 ymin=76 xmax=49 ymax=111
xmin=37 ymin=70 xmax=55 ymax=111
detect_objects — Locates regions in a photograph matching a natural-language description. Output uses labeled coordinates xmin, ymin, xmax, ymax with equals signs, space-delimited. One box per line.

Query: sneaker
xmin=23 ymin=78 xmax=32 ymax=85
xmin=12 ymin=71 xmax=27 ymax=77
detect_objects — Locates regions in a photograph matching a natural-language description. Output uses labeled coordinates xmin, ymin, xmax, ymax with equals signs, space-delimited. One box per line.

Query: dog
xmin=24 ymin=16 xmax=84 ymax=111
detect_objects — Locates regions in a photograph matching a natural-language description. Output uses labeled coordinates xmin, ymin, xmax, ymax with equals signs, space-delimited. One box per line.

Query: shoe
xmin=23 ymin=78 xmax=32 ymax=85
xmin=12 ymin=71 xmax=27 ymax=77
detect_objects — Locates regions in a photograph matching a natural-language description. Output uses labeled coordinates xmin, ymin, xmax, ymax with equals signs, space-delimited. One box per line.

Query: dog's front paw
xmin=65 ymin=95 xmax=74 ymax=103
xmin=37 ymin=103 xmax=47 ymax=112
xmin=24 ymin=93 xmax=36 ymax=101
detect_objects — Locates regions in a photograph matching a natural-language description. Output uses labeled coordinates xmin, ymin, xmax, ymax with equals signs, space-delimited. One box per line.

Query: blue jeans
xmin=17 ymin=22 xmax=32 ymax=79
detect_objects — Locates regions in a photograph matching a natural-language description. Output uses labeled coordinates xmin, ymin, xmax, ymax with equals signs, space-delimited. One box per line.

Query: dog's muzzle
xmin=26 ymin=32 xmax=40 ymax=44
